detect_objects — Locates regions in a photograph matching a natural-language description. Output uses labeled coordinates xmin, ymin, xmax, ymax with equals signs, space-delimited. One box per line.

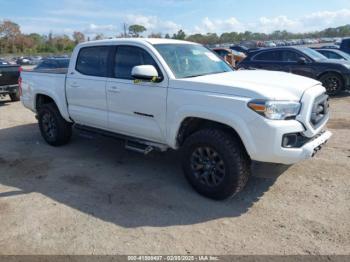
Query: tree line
xmin=1 ymin=19 xmax=350 ymax=55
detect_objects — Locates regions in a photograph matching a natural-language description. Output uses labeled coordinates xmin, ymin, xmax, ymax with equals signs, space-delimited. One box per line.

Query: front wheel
xmin=320 ymin=73 xmax=343 ymax=95
xmin=37 ymin=103 xmax=72 ymax=146
xmin=181 ymin=129 xmax=250 ymax=200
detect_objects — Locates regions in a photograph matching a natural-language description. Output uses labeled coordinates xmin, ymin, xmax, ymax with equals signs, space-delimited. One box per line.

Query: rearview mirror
xmin=131 ymin=65 xmax=160 ymax=82
xmin=297 ymin=57 xmax=307 ymax=64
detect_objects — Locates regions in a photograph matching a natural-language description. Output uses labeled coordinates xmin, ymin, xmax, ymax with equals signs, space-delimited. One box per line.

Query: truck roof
xmin=79 ymin=38 xmax=197 ymax=46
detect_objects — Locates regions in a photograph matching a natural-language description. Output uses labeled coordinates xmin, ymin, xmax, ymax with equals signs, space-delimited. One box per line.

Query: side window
xmin=114 ymin=46 xmax=161 ymax=79
xmin=214 ymin=50 xmax=224 ymax=58
xmin=281 ymin=51 xmax=304 ymax=62
xmin=327 ymin=52 xmax=341 ymax=59
xmin=76 ymin=46 xmax=109 ymax=77
xmin=319 ymin=51 xmax=329 ymax=58
xmin=253 ymin=51 xmax=281 ymax=61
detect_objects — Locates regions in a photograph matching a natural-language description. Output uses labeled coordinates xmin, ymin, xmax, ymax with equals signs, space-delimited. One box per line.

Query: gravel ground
xmin=0 ymin=93 xmax=349 ymax=255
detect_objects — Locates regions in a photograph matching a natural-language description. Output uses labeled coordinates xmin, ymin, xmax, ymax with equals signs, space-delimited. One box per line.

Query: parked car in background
xmin=318 ymin=45 xmax=339 ymax=50
xmin=34 ymin=58 xmax=70 ymax=71
xmin=0 ymin=64 xmax=20 ymax=101
xmin=230 ymin=45 xmax=250 ymax=54
xmin=20 ymin=38 xmax=331 ymax=200
xmin=340 ymin=38 xmax=350 ymax=54
xmin=265 ymin=41 xmax=277 ymax=47
xmin=0 ymin=59 xmax=10 ymax=65
xmin=212 ymin=48 xmax=246 ymax=67
xmin=238 ymin=47 xmax=350 ymax=95
xmin=315 ymin=49 xmax=350 ymax=61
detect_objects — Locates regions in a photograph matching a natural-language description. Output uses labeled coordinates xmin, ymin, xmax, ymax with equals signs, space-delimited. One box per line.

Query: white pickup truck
xmin=21 ymin=38 xmax=332 ymax=200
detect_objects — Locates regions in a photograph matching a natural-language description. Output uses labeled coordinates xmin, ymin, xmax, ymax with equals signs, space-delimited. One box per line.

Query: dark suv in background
xmin=238 ymin=47 xmax=350 ymax=95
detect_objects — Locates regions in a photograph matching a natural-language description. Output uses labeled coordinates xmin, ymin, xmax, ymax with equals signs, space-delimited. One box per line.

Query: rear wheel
xmin=37 ymin=103 xmax=72 ymax=146
xmin=320 ymin=73 xmax=343 ymax=95
xmin=181 ymin=129 xmax=250 ymax=200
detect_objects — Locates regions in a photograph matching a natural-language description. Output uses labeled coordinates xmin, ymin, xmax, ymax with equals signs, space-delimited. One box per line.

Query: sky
xmin=1 ymin=0 xmax=350 ymax=37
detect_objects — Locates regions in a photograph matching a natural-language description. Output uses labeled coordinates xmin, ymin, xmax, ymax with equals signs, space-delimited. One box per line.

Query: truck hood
xmin=173 ymin=70 xmax=321 ymax=100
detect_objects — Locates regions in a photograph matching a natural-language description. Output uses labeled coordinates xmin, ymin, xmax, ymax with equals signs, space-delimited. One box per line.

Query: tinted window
xmin=253 ymin=51 xmax=281 ymax=61
xmin=214 ymin=50 xmax=229 ymax=58
xmin=39 ymin=60 xmax=56 ymax=69
xmin=281 ymin=51 xmax=304 ymax=62
xmin=58 ymin=59 xmax=70 ymax=68
xmin=76 ymin=46 xmax=109 ymax=77
xmin=323 ymin=51 xmax=342 ymax=59
xmin=114 ymin=46 xmax=160 ymax=79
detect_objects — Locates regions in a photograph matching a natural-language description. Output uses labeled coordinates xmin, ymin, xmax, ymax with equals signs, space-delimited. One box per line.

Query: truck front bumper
xmin=246 ymin=118 xmax=332 ymax=165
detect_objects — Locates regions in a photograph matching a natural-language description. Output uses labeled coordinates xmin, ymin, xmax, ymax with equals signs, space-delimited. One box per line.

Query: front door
xmin=280 ymin=50 xmax=315 ymax=79
xmin=106 ymin=45 xmax=168 ymax=143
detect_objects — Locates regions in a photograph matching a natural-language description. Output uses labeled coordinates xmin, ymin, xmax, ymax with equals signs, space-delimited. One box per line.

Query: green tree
xmin=172 ymin=29 xmax=186 ymax=40
xmin=128 ymin=24 xmax=147 ymax=37
xmin=148 ymin=32 xmax=162 ymax=38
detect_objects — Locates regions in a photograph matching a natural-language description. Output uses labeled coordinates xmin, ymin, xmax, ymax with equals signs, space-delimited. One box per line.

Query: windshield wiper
xmin=183 ymin=71 xmax=229 ymax=79
xmin=183 ymin=73 xmax=209 ymax=78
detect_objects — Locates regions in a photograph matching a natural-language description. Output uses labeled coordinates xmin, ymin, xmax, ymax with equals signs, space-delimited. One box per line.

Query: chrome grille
xmin=310 ymin=94 xmax=329 ymax=127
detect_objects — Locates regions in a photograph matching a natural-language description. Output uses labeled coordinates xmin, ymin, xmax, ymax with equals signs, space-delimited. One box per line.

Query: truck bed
xmin=20 ymin=70 xmax=69 ymax=120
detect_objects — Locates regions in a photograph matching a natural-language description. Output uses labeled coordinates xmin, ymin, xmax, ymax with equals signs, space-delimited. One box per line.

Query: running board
xmin=74 ymin=124 xmax=168 ymax=154
xmin=125 ymin=141 xmax=154 ymax=155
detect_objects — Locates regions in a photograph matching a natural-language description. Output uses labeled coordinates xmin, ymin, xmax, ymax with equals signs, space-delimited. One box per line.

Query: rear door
xmin=66 ymin=46 xmax=111 ymax=129
xmin=106 ymin=45 xmax=168 ymax=143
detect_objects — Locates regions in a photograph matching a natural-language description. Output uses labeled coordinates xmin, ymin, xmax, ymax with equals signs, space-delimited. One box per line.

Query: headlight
xmin=248 ymin=100 xmax=301 ymax=120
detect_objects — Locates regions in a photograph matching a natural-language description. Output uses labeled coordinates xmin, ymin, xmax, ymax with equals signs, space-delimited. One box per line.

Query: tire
xmin=181 ymin=129 xmax=250 ymax=200
xmin=9 ymin=91 xmax=20 ymax=102
xmin=319 ymin=73 xmax=343 ymax=95
xmin=37 ymin=103 xmax=72 ymax=146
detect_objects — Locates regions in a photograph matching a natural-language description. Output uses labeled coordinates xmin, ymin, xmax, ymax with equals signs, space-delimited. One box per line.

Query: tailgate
xmin=0 ymin=66 xmax=20 ymax=86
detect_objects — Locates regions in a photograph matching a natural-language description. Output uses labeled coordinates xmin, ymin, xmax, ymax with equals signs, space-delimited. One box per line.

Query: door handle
xmin=70 ymin=82 xmax=80 ymax=88
xmin=108 ymin=86 xmax=120 ymax=93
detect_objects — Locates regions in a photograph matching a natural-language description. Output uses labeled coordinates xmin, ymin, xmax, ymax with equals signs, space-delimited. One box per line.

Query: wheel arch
xmin=34 ymin=92 xmax=72 ymax=122
xmin=173 ymin=116 xmax=255 ymax=159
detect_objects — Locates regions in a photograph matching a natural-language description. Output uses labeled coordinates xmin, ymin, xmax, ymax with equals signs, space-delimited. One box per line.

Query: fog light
xmin=282 ymin=134 xmax=298 ymax=148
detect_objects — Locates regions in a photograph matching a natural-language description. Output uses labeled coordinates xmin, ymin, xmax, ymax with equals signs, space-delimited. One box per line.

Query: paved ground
xmin=0 ymin=93 xmax=349 ymax=255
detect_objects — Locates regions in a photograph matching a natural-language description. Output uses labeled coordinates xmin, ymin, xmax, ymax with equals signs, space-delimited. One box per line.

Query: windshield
xmin=154 ymin=44 xmax=233 ymax=78
xmin=301 ymin=48 xmax=327 ymax=61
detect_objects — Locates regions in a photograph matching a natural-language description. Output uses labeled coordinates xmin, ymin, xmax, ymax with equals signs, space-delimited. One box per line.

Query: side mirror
xmin=297 ymin=57 xmax=307 ymax=64
xmin=131 ymin=65 xmax=160 ymax=82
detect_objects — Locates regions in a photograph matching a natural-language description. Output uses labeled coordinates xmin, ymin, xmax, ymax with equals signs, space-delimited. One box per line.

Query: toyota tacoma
xmin=20 ymin=39 xmax=332 ymax=200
